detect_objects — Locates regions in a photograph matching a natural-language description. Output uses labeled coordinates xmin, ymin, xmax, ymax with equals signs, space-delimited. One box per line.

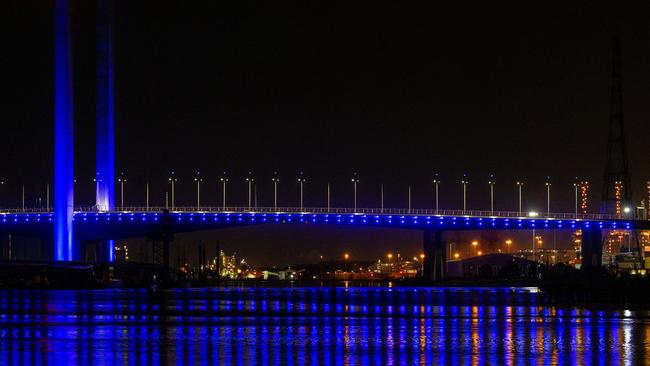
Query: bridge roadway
xmin=0 ymin=205 xmax=646 ymax=240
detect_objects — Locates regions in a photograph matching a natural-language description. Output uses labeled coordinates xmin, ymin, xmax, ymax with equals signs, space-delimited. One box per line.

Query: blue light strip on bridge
xmin=0 ymin=212 xmax=632 ymax=231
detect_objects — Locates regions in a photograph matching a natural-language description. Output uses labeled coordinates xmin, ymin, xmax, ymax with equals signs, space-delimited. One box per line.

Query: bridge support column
xmin=148 ymin=210 xmax=173 ymax=269
xmin=581 ymin=224 xmax=603 ymax=269
xmin=423 ymin=230 xmax=446 ymax=281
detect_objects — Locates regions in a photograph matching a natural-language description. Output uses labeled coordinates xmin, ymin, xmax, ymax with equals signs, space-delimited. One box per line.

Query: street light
xmin=380 ymin=183 xmax=384 ymax=213
xmin=408 ymin=185 xmax=412 ymax=213
xmin=118 ymin=172 xmax=126 ymax=209
xmin=351 ymin=173 xmax=360 ymax=212
xmin=194 ymin=171 xmax=203 ymax=210
xmin=433 ymin=174 xmax=440 ymax=213
xmin=488 ymin=174 xmax=495 ymax=214
xmin=245 ymin=172 xmax=254 ymax=210
xmin=168 ymin=172 xmax=177 ymax=210
xmin=297 ymin=172 xmax=306 ymax=211
xmin=272 ymin=172 xmax=279 ymax=210
xmin=219 ymin=173 xmax=228 ymax=210
xmin=461 ymin=174 xmax=469 ymax=213
xmin=545 ymin=177 xmax=551 ymax=216
xmin=516 ymin=181 xmax=524 ymax=215
xmin=0 ymin=180 xmax=5 ymax=209
xmin=573 ymin=179 xmax=579 ymax=218
xmin=327 ymin=183 xmax=331 ymax=211
xmin=505 ymin=239 xmax=512 ymax=254
xmin=344 ymin=253 xmax=350 ymax=260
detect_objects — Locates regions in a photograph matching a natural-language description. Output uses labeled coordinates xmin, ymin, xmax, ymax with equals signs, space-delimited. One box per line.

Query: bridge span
xmin=1 ymin=206 xmax=647 ymax=279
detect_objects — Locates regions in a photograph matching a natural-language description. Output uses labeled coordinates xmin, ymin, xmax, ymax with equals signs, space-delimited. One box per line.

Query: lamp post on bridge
xmin=408 ymin=185 xmax=412 ymax=213
xmin=220 ymin=173 xmax=228 ymax=210
xmin=573 ymin=178 xmax=579 ymax=218
xmin=327 ymin=183 xmax=331 ymax=212
xmin=488 ymin=174 xmax=495 ymax=215
xmin=351 ymin=172 xmax=359 ymax=212
xmin=545 ymin=177 xmax=551 ymax=216
xmin=516 ymin=181 xmax=523 ymax=216
xmin=246 ymin=172 xmax=254 ymax=211
xmin=168 ymin=172 xmax=177 ymax=210
xmin=433 ymin=174 xmax=440 ymax=214
xmin=272 ymin=172 xmax=279 ymax=210
xmin=461 ymin=174 xmax=468 ymax=213
xmin=380 ymin=183 xmax=384 ymax=213
xmin=118 ymin=172 xmax=126 ymax=209
xmin=0 ymin=180 xmax=5 ymax=209
xmin=297 ymin=172 xmax=306 ymax=211
xmin=145 ymin=181 xmax=149 ymax=210
xmin=194 ymin=172 xmax=203 ymax=210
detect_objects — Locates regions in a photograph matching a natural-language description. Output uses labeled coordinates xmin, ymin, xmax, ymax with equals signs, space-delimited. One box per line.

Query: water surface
xmin=0 ymin=286 xmax=648 ymax=365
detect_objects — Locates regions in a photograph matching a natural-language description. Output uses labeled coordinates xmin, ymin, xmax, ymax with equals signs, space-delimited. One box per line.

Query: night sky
xmin=4 ymin=1 xmax=650 ymax=265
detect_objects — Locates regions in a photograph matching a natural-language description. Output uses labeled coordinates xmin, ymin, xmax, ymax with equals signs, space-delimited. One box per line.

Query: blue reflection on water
xmin=0 ymin=287 xmax=648 ymax=365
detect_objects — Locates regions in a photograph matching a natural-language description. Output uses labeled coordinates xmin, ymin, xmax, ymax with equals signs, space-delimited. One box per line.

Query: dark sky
xmin=4 ymin=1 xmax=650 ymax=265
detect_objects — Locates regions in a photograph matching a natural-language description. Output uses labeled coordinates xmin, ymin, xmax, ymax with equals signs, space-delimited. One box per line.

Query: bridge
xmin=3 ymin=204 xmax=647 ymax=280
xmin=9 ymin=0 xmax=638 ymax=281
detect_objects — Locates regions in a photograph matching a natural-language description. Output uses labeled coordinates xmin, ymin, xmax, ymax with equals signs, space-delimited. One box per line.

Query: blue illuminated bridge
xmin=2 ymin=206 xmax=648 ymax=279
xmin=40 ymin=0 xmax=646 ymax=280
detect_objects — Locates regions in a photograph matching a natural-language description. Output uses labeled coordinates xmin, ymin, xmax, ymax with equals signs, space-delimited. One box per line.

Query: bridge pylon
xmin=581 ymin=224 xmax=603 ymax=270
xmin=423 ymin=230 xmax=446 ymax=281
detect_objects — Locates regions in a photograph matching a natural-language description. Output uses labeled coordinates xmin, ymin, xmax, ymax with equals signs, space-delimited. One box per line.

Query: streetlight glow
xmin=433 ymin=173 xmax=440 ymax=213
xmin=461 ymin=174 xmax=468 ymax=213
xmin=516 ymin=181 xmax=524 ymax=215
xmin=272 ymin=172 xmax=279 ymax=210
xmin=219 ymin=173 xmax=228 ymax=210
xmin=545 ymin=177 xmax=551 ymax=215
xmin=488 ymin=174 xmax=495 ymax=214
xmin=351 ymin=172 xmax=359 ymax=212
xmin=297 ymin=172 xmax=306 ymax=211
xmin=117 ymin=172 xmax=126 ymax=209
xmin=245 ymin=172 xmax=254 ymax=210
xmin=168 ymin=172 xmax=177 ymax=210
xmin=194 ymin=171 xmax=203 ymax=210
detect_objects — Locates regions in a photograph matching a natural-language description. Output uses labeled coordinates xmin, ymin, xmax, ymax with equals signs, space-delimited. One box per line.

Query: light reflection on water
xmin=0 ymin=287 xmax=648 ymax=365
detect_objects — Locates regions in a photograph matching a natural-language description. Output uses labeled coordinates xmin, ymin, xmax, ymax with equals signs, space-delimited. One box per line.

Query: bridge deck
xmin=0 ymin=207 xmax=645 ymax=234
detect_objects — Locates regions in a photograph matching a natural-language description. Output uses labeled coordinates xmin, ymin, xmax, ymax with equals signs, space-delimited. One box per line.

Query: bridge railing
xmin=62 ymin=206 xmax=626 ymax=221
